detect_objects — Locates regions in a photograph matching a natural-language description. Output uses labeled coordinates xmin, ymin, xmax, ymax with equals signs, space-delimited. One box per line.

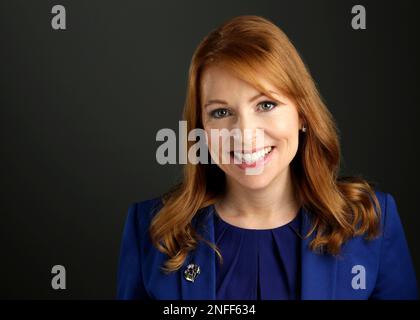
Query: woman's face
xmin=200 ymin=65 xmax=302 ymax=190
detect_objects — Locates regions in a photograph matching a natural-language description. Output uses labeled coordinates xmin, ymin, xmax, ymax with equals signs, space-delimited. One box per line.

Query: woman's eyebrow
xmin=204 ymin=92 xmax=271 ymax=109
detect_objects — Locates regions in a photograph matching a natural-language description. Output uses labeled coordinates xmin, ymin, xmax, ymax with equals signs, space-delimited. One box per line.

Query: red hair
xmin=149 ymin=15 xmax=381 ymax=273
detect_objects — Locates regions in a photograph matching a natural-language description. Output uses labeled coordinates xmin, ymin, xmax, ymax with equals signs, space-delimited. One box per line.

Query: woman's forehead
xmin=200 ymin=65 xmax=286 ymax=103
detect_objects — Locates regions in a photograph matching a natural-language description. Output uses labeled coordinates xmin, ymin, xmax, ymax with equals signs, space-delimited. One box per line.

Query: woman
xmin=116 ymin=15 xmax=418 ymax=300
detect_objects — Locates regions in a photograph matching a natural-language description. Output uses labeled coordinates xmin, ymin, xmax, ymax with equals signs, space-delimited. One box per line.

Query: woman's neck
xmin=215 ymin=167 xmax=300 ymax=229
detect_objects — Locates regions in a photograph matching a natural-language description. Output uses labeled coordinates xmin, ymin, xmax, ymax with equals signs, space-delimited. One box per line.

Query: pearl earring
xmin=301 ymin=126 xmax=307 ymax=132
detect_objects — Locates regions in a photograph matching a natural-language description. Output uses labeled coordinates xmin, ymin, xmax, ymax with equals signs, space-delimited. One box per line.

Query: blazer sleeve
xmin=370 ymin=193 xmax=419 ymax=299
xmin=116 ymin=202 xmax=150 ymax=300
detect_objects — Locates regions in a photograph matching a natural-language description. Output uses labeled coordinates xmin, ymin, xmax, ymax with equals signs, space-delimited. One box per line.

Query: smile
xmin=229 ymin=146 xmax=275 ymax=169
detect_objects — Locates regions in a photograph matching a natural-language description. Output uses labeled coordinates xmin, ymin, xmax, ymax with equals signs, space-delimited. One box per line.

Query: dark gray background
xmin=0 ymin=0 xmax=419 ymax=299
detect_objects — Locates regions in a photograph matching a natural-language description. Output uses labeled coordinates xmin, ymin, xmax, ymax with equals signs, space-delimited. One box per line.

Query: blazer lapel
xmin=178 ymin=204 xmax=338 ymax=300
xmin=300 ymin=208 xmax=338 ymax=300
xmin=180 ymin=205 xmax=216 ymax=300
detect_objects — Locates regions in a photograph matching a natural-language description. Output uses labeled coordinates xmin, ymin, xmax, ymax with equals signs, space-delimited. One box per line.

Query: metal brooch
xmin=184 ymin=263 xmax=200 ymax=282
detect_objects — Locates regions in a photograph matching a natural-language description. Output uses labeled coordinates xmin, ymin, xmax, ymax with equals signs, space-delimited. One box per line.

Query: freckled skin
xmin=201 ymin=65 xmax=302 ymax=191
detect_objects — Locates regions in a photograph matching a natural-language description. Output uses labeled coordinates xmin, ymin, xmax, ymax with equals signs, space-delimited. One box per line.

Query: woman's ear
xmin=299 ymin=116 xmax=307 ymax=132
xmin=299 ymin=116 xmax=304 ymax=130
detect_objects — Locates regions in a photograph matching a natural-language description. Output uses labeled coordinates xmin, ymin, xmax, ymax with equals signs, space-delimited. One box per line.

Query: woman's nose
xmin=233 ymin=112 xmax=258 ymax=132
xmin=230 ymin=113 xmax=264 ymax=147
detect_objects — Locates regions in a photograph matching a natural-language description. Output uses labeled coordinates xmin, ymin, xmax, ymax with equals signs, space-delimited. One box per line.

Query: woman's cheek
xmin=267 ymin=113 xmax=299 ymax=135
xmin=205 ymin=129 xmax=221 ymax=163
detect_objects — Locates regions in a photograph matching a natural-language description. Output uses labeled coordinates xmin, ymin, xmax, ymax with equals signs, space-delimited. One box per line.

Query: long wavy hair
xmin=149 ymin=15 xmax=381 ymax=274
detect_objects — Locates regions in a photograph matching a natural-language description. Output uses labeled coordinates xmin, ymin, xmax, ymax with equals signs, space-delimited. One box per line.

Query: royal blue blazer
xmin=116 ymin=190 xmax=418 ymax=300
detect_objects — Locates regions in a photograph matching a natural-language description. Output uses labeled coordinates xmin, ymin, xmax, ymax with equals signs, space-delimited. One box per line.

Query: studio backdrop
xmin=0 ymin=0 xmax=419 ymax=299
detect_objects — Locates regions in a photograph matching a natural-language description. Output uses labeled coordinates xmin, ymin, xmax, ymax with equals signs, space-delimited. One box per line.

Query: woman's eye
xmin=210 ymin=108 xmax=230 ymax=119
xmin=257 ymin=101 xmax=278 ymax=111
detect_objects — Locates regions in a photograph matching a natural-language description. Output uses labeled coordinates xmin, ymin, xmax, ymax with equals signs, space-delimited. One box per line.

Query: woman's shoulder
xmin=350 ymin=189 xmax=418 ymax=298
xmin=344 ymin=187 xmax=409 ymax=253
xmin=123 ymin=196 xmax=164 ymax=231
xmin=372 ymin=188 xmax=402 ymax=232
xmin=131 ymin=195 xmax=164 ymax=216
xmin=134 ymin=196 xmax=164 ymax=214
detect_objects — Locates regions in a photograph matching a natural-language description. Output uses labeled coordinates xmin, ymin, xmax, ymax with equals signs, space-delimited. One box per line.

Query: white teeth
xmin=233 ymin=146 xmax=273 ymax=164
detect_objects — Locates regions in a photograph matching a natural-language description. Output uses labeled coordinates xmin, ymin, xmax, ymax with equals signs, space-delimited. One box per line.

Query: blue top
xmin=117 ymin=192 xmax=419 ymax=300
xmin=213 ymin=205 xmax=303 ymax=300
xmin=117 ymin=190 xmax=418 ymax=300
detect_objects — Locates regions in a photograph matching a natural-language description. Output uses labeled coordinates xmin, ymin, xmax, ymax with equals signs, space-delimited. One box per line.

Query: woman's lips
xmin=229 ymin=146 xmax=276 ymax=170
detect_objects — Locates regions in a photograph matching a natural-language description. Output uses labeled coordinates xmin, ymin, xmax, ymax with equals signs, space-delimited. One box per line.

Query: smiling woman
xmin=200 ymin=63 xmax=302 ymax=193
xmin=117 ymin=15 xmax=418 ymax=300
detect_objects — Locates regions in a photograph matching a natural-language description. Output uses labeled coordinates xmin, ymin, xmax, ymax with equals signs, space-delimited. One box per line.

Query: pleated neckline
xmin=212 ymin=204 xmax=303 ymax=234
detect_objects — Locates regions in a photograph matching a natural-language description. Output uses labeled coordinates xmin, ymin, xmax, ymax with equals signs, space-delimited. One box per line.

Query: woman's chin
xmin=231 ymin=171 xmax=276 ymax=190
